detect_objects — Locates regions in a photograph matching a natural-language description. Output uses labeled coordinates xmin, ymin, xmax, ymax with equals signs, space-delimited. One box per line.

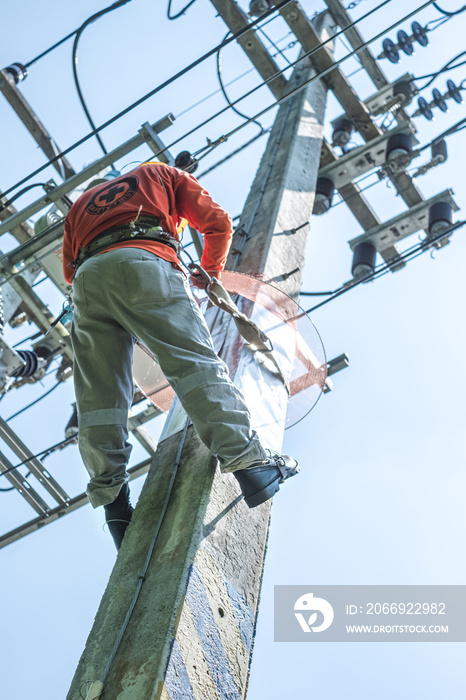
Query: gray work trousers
xmin=70 ymin=248 xmax=266 ymax=508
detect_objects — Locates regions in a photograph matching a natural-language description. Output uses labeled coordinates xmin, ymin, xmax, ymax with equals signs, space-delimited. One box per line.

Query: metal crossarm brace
xmin=0 ymin=113 xmax=175 ymax=237
xmin=0 ymin=449 xmax=51 ymax=514
xmin=0 ymin=267 xmax=74 ymax=363
xmin=0 ymin=193 xmax=35 ymax=245
xmin=212 ymin=0 xmax=386 ymax=240
xmin=0 ymin=457 xmax=153 ymax=550
xmin=348 ymin=189 xmax=459 ymax=253
xmin=209 ymin=0 xmax=288 ymax=100
xmin=0 ymin=69 xmax=76 ymax=181
xmin=272 ymin=0 xmax=425 ymax=208
xmin=274 ymin=0 xmax=380 ymax=140
xmin=0 ymin=416 xmax=70 ymax=505
xmin=324 ymin=0 xmax=393 ymax=91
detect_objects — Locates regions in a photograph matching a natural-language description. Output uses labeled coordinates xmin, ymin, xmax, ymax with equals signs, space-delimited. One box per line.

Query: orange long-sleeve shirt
xmin=62 ymin=162 xmax=233 ymax=284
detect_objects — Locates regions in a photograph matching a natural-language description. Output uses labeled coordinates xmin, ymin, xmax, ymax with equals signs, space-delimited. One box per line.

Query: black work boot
xmin=234 ymin=452 xmax=299 ymax=508
xmin=104 ymin=482 xmax=134 ymax=551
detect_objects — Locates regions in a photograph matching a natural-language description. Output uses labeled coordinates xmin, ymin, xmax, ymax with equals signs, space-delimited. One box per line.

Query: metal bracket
xmin=322 ymin=353 xmax=349 ymax=393
xmin=0 ymin=113 xmax=176 ymax=238
xmin=139 ymin=122 xmax=175 ymax=165
xmin=318 ymin=123 xmax=418 ymax=190
xmin=348 ymin=189 xmax=459 ymax=255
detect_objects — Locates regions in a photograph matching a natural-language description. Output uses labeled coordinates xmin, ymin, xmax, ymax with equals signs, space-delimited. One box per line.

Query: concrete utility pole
xmin=68 ymin=12 xmax=333 ymax=700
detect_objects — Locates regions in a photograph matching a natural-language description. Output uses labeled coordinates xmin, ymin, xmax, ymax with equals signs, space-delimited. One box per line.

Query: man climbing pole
xmin=62 ymin=161 xmax=299 ymax=550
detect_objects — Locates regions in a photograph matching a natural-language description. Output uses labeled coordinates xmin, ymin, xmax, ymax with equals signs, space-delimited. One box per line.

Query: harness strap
xmin=69 ymin=217 xmax=179 ymax=273
xmin=188 ymin=264 xmax=291 ymax=394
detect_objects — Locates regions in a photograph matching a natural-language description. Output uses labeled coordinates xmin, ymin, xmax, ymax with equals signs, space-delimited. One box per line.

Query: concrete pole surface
xmin=67 ymin=12 xmax=333 ymax=700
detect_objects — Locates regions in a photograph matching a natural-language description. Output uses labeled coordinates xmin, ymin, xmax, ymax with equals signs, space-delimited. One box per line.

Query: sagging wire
xmin=1 ymin=0 xmax=295 ymax=201
xmin=433 ymin=2 xmax=466 ymax=15
xmin=0 ymin=183 xmax=47 ymax=212
xmin=167 ymin=0 xmax=198 ymax=20
xmin=72 ymin=1 xmax=132 ymax=158
xmin=0 ymin=434 xmax=77 ymax=483
xmin=5 ymin=380 xmax=62 ymax=421
xmin=0 ymin=0 xmax=418 ymax=200
xmin=175 ymin=30 xmax=296 ymax=120
xmin=413 ymin=49 xmax=466 ymax=88
xmin=301 ymin=220 xmax=466 ymax=315
xmin=217 ymin=32 xmax=265 ymax=134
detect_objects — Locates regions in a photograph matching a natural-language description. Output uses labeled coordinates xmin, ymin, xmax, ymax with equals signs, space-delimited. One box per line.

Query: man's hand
xmin=188 ymin=264 xmax=221 ymax=290
xmin=190 ymin=271 xmax=208 ymax=290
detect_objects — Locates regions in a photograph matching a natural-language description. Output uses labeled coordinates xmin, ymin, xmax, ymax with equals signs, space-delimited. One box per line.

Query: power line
xmin=0 ymin=0 xmax=406 ymax=200
xmin=413 ymin=49 xmax=466 ymax=88
xmin=204 ymin=0 xmax=433 ymax=154
xmin=0 ymin=0 xmax=295 ymax=201
xmin=5 ymin=381 xmax=62 ymax=421
xmin=257 ymin=25 xmax=293 ymax=66
xmin=167 ymin=0 xmax=198 ymax=20
xmin=216 ymin=32 xmax=264 ymax=133
xmin=71 ymin=1 xmax=132 ymax=157
xmin=197 ymin=128 xmax=271 ymax=178
xmin=433 ymin=2 xmax=466 ymax=16
xmin=302 ymin=220 xmax=466 ymax=315
xmin=24 ymin=27 xmax=82 ymax=69
xmin=0 ymin=435 xmax=77 ymax=481
xmin=0 ymin=182 xmax=47 ymax=211
xmin=175 ymin=30 xmax=296 ymax=120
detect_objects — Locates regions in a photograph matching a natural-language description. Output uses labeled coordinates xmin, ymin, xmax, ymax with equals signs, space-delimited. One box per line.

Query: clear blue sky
xmin=0 ymin=1 xmax=465 ymax=698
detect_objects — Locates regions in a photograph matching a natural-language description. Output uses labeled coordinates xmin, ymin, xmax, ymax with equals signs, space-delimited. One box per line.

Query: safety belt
xmin=188 ymin=264 xmax=290 ymax=395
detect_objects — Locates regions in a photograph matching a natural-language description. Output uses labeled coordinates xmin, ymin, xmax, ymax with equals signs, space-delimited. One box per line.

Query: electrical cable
xmin=0 ymin=434 xmax=77 ymax=482
xmin=0 ymin=183 xmax=47 ymax=211
xmin=331 ymin=176 xmax=382 ymax=209
xmin=175 ymin=30 xmax=295 ymax=120
xmin=197 ymin=128 xmax=271 ymax=178
xmin=24 ymin=27 xmax=81 ymax=68
xmin=13 ymin=331 xmax=43 ymax=348
xmin=0 ymin=0 xmax=404 ymax=201
xmin=167 ymin=0 xmax=198 ymax=20
xmin=257 ymin=26 xmax=293 ymax=66
xmin=413 ymin=49 xmax=466 ymax=88
xmin=433 ymin=2 xmax=466 ymax=15
xmin=21 ymin=0 xmax=276 ymax=70
xmin=428 ymin=115 xmax=466 ymax=141
xmin=301 ymin=219 xmax=466 ymax=315
xmin=216 ymin=32 xmax=264 ymax=134
xmin=72 ymin=1 xmax=132 ymax=157
xmin=203 ymin=0 xmax=427 ymax=158
xmin=1 ymin=0 xmax=294 ymax=200
xmin=5 ymin=380 xmax=61 ymax=421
